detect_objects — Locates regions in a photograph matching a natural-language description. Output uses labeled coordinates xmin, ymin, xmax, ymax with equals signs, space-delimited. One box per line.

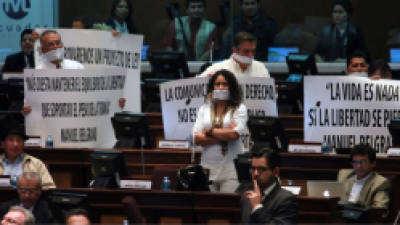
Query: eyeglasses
xmin=249 ymin=166 xmax=269 ymax=173
xmin=17 ymin=188 xmax=40 ymax=194
xmin=352 ymin=160 xmax=368 ymax=165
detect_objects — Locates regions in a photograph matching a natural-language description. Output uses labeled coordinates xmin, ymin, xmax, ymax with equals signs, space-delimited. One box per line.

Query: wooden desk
xmin=0 ymin=188 xmax=341 ymax=225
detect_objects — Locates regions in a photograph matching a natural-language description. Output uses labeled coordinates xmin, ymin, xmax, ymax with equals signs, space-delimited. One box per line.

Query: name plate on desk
xmin=25 ymin=137 xmax=41 ymax=147
xmin=282 ymin=186 xmax=301 ymax=195
xmin=288 ymin=144 xmax=321 ymax=153
xmin=120 ymin=180 xmax=151 ymax=189
xmin=387 ymin=148 xmax=400 ymax=156
xmin=158 ymin=140 xmax=190 ymax=149
xmin=0 ymin=176 xmax=11 ymax=187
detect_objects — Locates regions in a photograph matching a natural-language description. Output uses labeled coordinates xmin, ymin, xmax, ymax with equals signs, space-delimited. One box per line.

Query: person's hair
xmin=233 ymin=31 xmax=257 ymax=49
xmin=239 ymin=0 xmax=260 ymax=4
xmin=111 ymin=0 xmax=133 ymax=21
xmin=186 ymin=0 xmax=206 ymax=8
xmin=20 ymin=29 xmax=33 ymax=42
xmin=65 ymin=208 xmax=90 ymax=224
xmin=206 ymin=69 xmax=242 ymax=108
xmin=17 ymin=172 xmax=42 ymax=189
xmin=8 ymin=206 xmax=35 ymax=225
xmin=251 ymin=144 xmax=280 ymax=170
xmin=370 ymin=58 xmax=391 ymax=76
xmin=350 ymin=144 xmax=376 ymax=163
xmin=72 ymin=16 xmax=93 ymax=29
xmin=39 ymin=30 xmax=60 ymax=45
xmin=331 ymin=0 xmax=353 ymax=15
xmin=346 ymin=50 xmax=368 ymax=68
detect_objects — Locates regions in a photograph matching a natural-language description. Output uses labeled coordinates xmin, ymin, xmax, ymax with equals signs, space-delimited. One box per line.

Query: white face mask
xmin=349 ymin=71 xmax=368 ymax=77
xmin=212 ymin=89 xmax=230 ymax=101
xmin=43 ymin=47 xmax=64 ymax=62
xmin=232 ymin=53 xmax=253 ymax=65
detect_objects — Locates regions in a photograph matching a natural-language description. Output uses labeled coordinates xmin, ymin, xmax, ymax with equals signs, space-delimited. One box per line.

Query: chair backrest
xmin=151 ymin=166 xmax=179 ymax=190
xmin=121 ymin=196 xmax=145 ymax=224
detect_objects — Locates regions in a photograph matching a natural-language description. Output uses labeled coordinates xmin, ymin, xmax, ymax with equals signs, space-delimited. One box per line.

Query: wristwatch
xmin=206 ymin=127 xmax=214 ymax=137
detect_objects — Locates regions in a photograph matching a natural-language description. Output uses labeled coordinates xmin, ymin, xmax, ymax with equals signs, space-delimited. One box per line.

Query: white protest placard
xmin=34 ymin=29 xmax=142 ymax=112
xmin=304 ymin=76 xmax=400 ymax=152
xmin=24 ymin=68 xmax=126 ymax=148
xmin=160 ymin=76 xmax=277 ymax=140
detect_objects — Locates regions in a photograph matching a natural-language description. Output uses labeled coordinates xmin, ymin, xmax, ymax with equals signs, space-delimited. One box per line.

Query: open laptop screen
xmin=268 ymin=47 xmax=299 ymax=62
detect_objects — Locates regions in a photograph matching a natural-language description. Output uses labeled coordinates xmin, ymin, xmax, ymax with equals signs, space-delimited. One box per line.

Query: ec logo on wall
xmin=2 ymin=0 xmax=31 ymax=20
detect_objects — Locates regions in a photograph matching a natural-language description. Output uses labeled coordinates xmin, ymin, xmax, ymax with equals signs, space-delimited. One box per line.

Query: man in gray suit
xmin=241 ymin=146 xmax=297 ymax=224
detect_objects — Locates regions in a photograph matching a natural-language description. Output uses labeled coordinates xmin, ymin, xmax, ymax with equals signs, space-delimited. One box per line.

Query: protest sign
xmin=34 ymin=28 xmax=142 ymax=111
xmin=24 ymin=68 xmax=125 ymax=148
xmin=304 ymin=76 xmax=399 ymax=152
xmin=160 ymin=76 xmax=277 ymax=140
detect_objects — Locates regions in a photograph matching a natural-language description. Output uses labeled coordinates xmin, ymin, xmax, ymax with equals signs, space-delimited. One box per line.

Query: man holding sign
xmin=241 ymin=146 xmax=297 ymax=225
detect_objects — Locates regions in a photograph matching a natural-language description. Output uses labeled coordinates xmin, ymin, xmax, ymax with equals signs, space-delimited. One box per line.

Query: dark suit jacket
xmin=1 ymin=51 xmax=34 ymax=73
xmin=241 ymin=183 xmax=298 ymax=225
xmin=0 ymin=198 xmax=53 ymax=224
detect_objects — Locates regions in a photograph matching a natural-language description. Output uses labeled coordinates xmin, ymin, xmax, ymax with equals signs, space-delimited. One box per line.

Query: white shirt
xmin=36 ymin=58 xmax=84 ymax=69
xmin=192 ymin=103 xmax=248 ymax=172
xmin=348 ymin=172 xmax=373 ymax=203
xmin=199 ymin=55 xmax=270 ymax=78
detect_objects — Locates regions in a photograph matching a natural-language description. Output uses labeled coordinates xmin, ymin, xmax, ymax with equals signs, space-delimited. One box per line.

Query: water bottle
xmin=161 ymin=176 xmax=171 ymax=191
xmin=45 ymin=135 xmax=54 ymax=148
xmin=321 ymin=140 xmax=330 ymax=154
xmin=10 ymin=175 xmax=17 ymax=188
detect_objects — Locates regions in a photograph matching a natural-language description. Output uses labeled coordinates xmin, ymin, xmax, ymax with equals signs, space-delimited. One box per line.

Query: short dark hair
xmin=65 ymin=208 xmax=90 ymax=222
xmin=233 ymin=32 xmax=257 ymax=49
xmin=346 ymin=50 xmax=368 ymax=68
xmin=239 ymin=0 xmax=260 ymax=4
xmin=251 ymin=144 xmax=280 ymax=170
xmin=206 ymin=69 xmax=243 ymax=108
xmin=39 ymin=30 xmax=60 ymax=45
xmin=186 ymin=0 xmax=206 ymax=8
xmin=350 ymin=144 xmax=376 ymax=163
xmin=20 ymin=29 xmax=33 ymax=42
xmin=332 ymin=0 xmax=353 ymax=15
xmin=73 ymin=16 xmax=93 ymax=29
xmin=370 ymin=59 xmax=391 ymax=76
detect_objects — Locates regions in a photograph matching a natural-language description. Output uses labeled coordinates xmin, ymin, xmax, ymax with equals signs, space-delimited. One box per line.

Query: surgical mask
xmin=349 ymin=71 xmax=368 ymax=77
xmin=43 ymin=47 xmax=64 ymax=62
xmin=212 ymin=90 xmax=230 ymax=100
xmin=232 ymin=53 xmax=253 ymax=65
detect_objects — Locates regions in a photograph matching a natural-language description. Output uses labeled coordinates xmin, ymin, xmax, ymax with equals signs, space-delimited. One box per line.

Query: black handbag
xmin=176 ymin=165 xmax=210 ymax=191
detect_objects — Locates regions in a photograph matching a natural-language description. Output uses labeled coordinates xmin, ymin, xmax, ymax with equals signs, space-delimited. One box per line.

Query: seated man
xmin=0 ymin=119 xmax=56 ymax=188
xmin=0 ymin=172 xmax=53 ymax=224
xmin=337 ymin=144 xmax=391 ymax=209
xmin=346 ymin=50 xmax=369 ymax=77
xmin=65 ymin=208 xmax=91 ymax=225
xmin=1 ymin=206 xmax=35 ymax=225
xmin=241 ymin=146 xmax=297 ymax=224
xmin=1 ymin=29 xmax=35 ymax=74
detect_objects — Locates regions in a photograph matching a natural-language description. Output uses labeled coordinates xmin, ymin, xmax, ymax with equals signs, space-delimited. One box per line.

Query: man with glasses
xmin=338 ymin=144 xmax=391 ymax=208
xmin=36 ymin=30 xmax=84 ymax=69
xmin=1 ymin=29 xmax=35 ymax=74
xmin=0 ymin=172 xmax=53 ymax=224
xmin=1 ymin=206 xmax=35 ymax=225
xmin=241 ymin=146 xmax=297 ymax=224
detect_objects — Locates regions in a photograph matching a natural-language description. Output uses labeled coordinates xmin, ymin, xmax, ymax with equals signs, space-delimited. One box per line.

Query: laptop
xmin=268 ymin=46 xmax=299 ymax=62
xmin=307 ymin=181 xmax=345 ymax=199
xmin=390 ymin=48 xmax=400 ymax=63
